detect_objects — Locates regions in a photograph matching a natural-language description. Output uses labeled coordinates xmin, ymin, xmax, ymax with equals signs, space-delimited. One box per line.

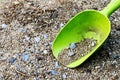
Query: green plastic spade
xmin=52 ymin=0 xmax=120 ymax=68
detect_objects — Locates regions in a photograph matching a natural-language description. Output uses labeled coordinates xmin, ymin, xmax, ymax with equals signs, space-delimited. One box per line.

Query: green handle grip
xmin=101 ymin=0 xmax=120 ymax=17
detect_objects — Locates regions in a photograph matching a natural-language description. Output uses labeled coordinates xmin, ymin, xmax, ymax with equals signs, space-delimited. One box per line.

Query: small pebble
xmin=112 ymin=52 xmax=118 ymax=59
xmin=44 ymin=43 xmax=49 ymax=47
xmin=25 ymin=35 xmax=30 ymax=41
xmin=48 ymin=70 xmax=58 ymax=75
xmin=49 ymin=42 xmax=53 ymax=45
xmin=69 ymin=43 xmax=76 ymax=49
xmin=91 ymin=42 xmax=95 ymax=46
xmin=62 ymin=73 xmax=67 ymax=79
xmin=13 ymin=1 xmax=20 ymax=5
xmin=22 ymin=28 xmax=27 ymax=33
xmin=95 ymin=66 xmax=101 ymax=70
xmin=22 ymin=53 xmax=29 ymax=61
xmin=9 ymin=57 xmax=17 ymax=64
xmin=102 ymin=0 xmax=107 ymax=1
xmin=1 ymin=57 xmax=7 ymax=61
xmin=68 ymin=52 xmax=75 ymax=56
xmin=59 ymin=23 xmax=64 ymax=27
xmin=109 ymin=52 xmax=112 ymax=55
xmin=54 ymin=26 xmax=58 ymax=30
xmin=55 ymin=61 xmax=60 ymax=68
xmin=112 ymin=60 xmax=118 ymax=65
xmin=42 ymin=33 xmax=48 ymax=39
xmin=14 ymin=74 xmax=19 ymax=79
xmin=34 ymin=77 xmax=39 ymax=80
xmin=1 ymin=23 xmax=8 ymax=28
xmin=34 ymin=37 xmax=40 ymax=43
xmin=43 ymin=50 xmax=48 ymax=54
xmin=0 ymin=52 xmax=3 ymax=55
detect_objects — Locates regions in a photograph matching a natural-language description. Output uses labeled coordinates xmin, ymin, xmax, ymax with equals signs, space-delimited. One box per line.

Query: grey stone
xmin=42 ymin=33 xmax=48 ymax=39
xmin=55 ymin=61 xmax=60 ymax=68
xmin=48 ymin=70 xmax=58 ymax=75
xmin=22 ymin=53 xmax=29 ymax=61
xmin=62 ymin=73 xmax=67 ymax=79
xmin=68 ymin=52 xmax=75 ymax=56
xmin=34 ymin=37 xmax=40 ymax=43
xmin=69 ymin=43 xmax=76 ymax=49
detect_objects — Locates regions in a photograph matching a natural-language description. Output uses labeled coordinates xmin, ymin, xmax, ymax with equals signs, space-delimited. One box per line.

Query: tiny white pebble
xmin=59 ymin=23 xmax=64 ymax=27
xmin=0 ymin=52 xmax=3 ymax=54
xmin=95 ymin=66 xmax=100 ymax=69
xmin=114 ymin=19 xmax=118 ymax=21
xmin=34 ymin=37 xmax=40 ymax=43
xmin=49 ymin=42 xmax=53 ymax=45
xmin=91 ymin=42 xmax=95 ymax=46
xmin=49 ymin=1 xmax=52 ymax=4
xmin=81 ymin=54 xmax=84 ymax=56
xmin=54 ymin=26 xmax=58 ymax=30
xmin=42 ymin=34 xmax=48 ymax=39
xmin=22 ymin=53 xmax=29 ymax=61
xmin=44 ymin=43 xmax=49 ymax=46
xmin=2 ymin=24 xmax=8 ymax=28
xmin=25 ymin=35 xmax=30 ymax=41
xmin=63 ymin=67 xmax=67 ymax=70
xmin=102 ymin=0 xmax=107 ymax=1
xmin=62 ymin=73 xmax=67 ymax=79
xmin=43 ymin=50 xmax=48 ymax=54
xmin=68 ymin=52 xmax=75 ymax=56
xmin=112 ymin=60 xmax=118 ymax=65
xmin=109 ymin=52 xmax=112 ymax=55
xmin=13 ymin=1 xmax=20 ymax=5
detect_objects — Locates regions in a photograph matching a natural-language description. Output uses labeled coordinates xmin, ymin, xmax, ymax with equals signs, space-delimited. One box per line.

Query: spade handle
xmin=101 ymin=0 xmax=120 ymax=17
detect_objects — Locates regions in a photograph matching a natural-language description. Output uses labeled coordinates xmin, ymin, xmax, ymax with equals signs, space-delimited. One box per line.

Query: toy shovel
xmin=52 ymin=0 xmax=120 ymax=68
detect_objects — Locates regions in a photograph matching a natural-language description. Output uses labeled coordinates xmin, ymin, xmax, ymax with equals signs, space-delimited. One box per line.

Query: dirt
xmin=0 ymin=0 xmax=120 ymax=80
xmin=58 ymin=38 xmax=97 ymax=65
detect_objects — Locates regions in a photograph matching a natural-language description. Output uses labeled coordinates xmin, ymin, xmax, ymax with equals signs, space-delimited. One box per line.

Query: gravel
xmin=58 ymin=39 xmax=97 ymax=65
xmin=0 ymin=0 xmax=120 ymax=80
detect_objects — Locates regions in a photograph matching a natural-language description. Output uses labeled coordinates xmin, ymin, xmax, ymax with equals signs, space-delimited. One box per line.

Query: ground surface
xmin=0 ymin=0 xmax=120 ymax=80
